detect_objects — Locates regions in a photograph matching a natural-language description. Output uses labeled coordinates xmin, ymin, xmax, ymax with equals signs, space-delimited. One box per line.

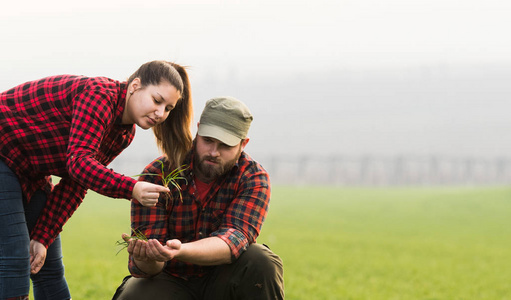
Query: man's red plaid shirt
xmin=129 ymin=150 xmax=271 ymax=279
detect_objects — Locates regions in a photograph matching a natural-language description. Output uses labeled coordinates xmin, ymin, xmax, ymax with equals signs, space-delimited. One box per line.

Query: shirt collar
xmin=114 ymin=82 xmax=132 ymax=130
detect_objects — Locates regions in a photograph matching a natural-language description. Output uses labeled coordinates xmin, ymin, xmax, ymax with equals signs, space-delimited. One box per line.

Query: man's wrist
xmin=130 ymin=255 xmax=164 ymax=277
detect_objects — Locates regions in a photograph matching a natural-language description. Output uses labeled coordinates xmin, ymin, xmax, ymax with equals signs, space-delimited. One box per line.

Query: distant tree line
xmin=258 ymin=155 xmax=511 ymax=186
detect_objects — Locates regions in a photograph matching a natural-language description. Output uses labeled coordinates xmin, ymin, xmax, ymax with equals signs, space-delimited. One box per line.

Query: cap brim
xmin=198 ymin=124 xmax=241 ymax=146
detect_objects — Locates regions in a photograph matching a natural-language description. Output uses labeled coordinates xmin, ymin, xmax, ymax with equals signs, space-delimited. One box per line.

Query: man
xmin=113 ymin=96 xmax=284 ymax=299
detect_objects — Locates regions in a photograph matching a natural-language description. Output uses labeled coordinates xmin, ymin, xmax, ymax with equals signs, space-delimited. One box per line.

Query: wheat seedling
xmin=115 ymin=227 xmax=148 ymax=255
xmin=133 ymin=161 xmax=189 ymax=206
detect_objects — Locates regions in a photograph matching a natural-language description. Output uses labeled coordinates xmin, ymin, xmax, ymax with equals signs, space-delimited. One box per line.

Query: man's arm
xmin=123 ymin=235 xmax=231 ymax=276
xmin=211 ymin=163 xmax=271 ymax=260
xmin=175 ymin=237 xmax=231 ymax=265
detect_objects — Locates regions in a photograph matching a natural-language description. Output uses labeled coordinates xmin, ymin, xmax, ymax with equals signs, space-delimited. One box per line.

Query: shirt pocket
xmin=205 ymin=206 xmax=226 ymax=232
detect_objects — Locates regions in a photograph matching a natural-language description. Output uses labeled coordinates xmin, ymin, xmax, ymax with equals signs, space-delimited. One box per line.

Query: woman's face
xmin=123 ymin=79 xmax=181 ymax=129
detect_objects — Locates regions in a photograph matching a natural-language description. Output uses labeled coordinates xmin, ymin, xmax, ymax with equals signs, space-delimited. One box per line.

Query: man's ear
xmin=240 ymin=137 xmax=250 ymax=151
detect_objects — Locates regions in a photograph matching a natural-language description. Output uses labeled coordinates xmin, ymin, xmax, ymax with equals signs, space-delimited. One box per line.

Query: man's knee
xmin=112 ymin=273 xmax=193 ymax=300
xmin=239 ymin=243 xmax=284 ymax=279
xmin=113 ymin=276 xmax=145 ymax=300
xmin=223 ymin=243 xmax=284 ymax=298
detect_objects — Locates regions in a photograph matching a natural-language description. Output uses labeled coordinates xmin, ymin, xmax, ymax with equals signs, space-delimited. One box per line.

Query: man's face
xmin=193 ymin=135 xmax=248 ymax=183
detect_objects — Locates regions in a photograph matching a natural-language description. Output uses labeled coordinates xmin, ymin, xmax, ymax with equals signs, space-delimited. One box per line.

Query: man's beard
xmin=193 ymin=147 xmax=241 ymax=183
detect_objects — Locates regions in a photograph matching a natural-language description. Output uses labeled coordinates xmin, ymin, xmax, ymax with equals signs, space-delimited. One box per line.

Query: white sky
xmin=1 ymin=0 xmax=510 ymax=161
xmin=1 ymin=0 xmax=511 ymax=83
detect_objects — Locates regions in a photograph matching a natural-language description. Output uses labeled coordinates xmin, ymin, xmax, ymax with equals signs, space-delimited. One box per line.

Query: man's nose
xmin=209 ymin=144 xmax=220 ymax=157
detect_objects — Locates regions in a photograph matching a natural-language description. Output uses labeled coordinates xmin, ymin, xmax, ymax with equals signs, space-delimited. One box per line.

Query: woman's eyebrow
xmin=156 ymin=92 xmax=166 ymax=102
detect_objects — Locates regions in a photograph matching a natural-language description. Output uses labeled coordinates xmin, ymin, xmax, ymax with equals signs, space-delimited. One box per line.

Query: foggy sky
xmin=1 ymin=0 xmax=510 ymax=175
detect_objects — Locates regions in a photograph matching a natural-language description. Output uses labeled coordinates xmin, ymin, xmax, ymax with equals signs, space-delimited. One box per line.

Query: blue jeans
xmin=0 ymin=159 xmax=70 ymax=299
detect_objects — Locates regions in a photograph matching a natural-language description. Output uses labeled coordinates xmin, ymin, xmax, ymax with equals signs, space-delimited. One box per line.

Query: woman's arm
xmin=30 ymin=177 xmax=88 ymax=248
xmin=65 ymin=78 xmax=138 ymax=199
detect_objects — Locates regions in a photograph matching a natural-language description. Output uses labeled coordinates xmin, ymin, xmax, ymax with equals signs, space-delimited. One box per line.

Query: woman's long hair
xmin=128 ymin=60 xmax=193 ymax=170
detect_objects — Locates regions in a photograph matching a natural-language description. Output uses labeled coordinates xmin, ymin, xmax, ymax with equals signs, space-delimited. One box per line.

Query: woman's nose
xmin=155 ymin=106 xmax=165 ymax=118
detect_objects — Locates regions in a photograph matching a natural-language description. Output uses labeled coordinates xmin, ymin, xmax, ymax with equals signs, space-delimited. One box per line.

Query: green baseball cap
xmin=198 ymin=96 xmax=253 ymax=146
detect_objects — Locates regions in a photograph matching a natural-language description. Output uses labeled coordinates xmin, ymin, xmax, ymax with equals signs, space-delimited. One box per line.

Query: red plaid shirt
xmin=129 ymin=149 xmax=271 ymax=279
xmin=0 ymin=75 xmax=137 ymax=247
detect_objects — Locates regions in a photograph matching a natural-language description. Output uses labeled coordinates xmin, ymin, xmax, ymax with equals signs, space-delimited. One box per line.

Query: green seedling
xmin=115 ymin=227 xmax=148 ymax=255
xmin=133 ymin=161 xmax=189 ymax=206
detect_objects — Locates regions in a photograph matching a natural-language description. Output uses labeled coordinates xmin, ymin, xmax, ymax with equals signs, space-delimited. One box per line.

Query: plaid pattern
xmin=129 ymin=150 xmax=271 ymax=279
xmin=0 ymin=75 xmax=137 ymax=247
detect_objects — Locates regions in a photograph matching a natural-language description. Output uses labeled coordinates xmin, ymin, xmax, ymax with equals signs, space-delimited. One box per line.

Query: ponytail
xmin=151 ymin=62 xmax=193 ymax=170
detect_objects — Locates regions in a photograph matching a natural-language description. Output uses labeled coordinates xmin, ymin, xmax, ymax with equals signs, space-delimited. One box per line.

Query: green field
xmin=29 ymin=186 xmax=511 ymax=299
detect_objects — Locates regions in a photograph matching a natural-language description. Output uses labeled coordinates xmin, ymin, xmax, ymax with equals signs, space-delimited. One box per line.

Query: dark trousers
xmin=0 ymin=159 xmax=70 ymax=300
xmin=112 ymin=243 xmax=284 ymax=300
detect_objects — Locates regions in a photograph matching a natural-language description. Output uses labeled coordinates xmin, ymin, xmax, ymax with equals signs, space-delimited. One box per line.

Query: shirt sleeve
xmin=30 ymin=126 xmax=136 ymax=248
xmin=128 ymin=159 xmax=170 ymax=277
xmin=66 ymin=80 xmax=136 ymax=200
xmin=95 ymin=123 xmax=135 ymax=168
xmin=211 ymin=165 xmax=271 ymax=261
xmin=30 ymin=177 xmax=87 ymax=247
xmin=30 ymin=80 xmax=136 ymax=248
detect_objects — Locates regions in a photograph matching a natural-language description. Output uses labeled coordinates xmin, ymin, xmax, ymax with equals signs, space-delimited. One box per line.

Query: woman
xmin=0 ymin=60 xmax=193 ymax=300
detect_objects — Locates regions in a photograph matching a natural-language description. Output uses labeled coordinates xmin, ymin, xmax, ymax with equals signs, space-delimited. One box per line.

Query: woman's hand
xmin=30 ymin=240 xmax=47 ymax=274
xmin=132 ymin=181 xmax=169 ymax=207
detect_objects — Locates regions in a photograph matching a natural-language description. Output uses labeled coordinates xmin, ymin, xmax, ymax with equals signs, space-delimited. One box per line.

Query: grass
xmin=259 ymin=186 xmax=511 ymax=299
xmin=28 ymin=186 xmax=511 ymax=299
